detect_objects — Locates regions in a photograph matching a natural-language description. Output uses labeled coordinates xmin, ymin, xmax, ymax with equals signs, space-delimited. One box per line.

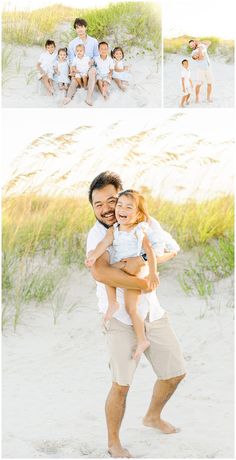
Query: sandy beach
xmin=2 ymin=45 xmax=161 ymax=108
xmin=2 ymin=251 xmax=234 ymax=458
xmin=164 ymin=53 xmax=234 ymax=108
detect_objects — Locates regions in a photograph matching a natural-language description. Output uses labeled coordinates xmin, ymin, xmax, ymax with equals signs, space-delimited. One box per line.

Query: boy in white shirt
xmin=180 ymin=59 xmax=193 ymax=108
xmin=94 ymin=42 xmax=114 ymax=99
xmin=36 ymin=39 xmax=57 ymax=95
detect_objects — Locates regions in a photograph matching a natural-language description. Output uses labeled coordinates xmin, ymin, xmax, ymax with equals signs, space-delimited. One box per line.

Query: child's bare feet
xmin=132 ymin=339 xmax=150 ymax=360
xmin=104 ymin=301 xmax=120 ymax=322
xmin=63 ymin=97 xmax=71 ymax=105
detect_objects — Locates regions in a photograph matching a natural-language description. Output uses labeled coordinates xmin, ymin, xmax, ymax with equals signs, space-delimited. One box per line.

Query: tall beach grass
xmin=164 ymin=35 xmax=234 ymax=63
xmin=2 ymin=193 xmax=234 ymax=330
xmin=2 ymin=2 xmax=161 ymax=51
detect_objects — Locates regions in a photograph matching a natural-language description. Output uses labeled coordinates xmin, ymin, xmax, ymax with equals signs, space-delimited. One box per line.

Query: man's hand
xmin=121 ymin=256 xmax=146 ymax=275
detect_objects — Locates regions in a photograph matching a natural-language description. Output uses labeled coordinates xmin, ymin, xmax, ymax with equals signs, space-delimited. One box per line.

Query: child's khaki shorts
xmin=103 ymin=313 xmax=186 ymax=386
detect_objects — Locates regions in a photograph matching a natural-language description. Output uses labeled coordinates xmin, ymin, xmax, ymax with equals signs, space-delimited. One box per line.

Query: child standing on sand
xmin=85 ymin=190 xmax=176 ymax=360
xmin=111 ymin=46 xmax=131 ymax=91
xmin=36 ymin=39 xmax=57 ymax=95
xmin=53 ymin=48 xmax=70 ymax=91
xmin=94 ymin=42 xmax=114 ymax=99
xmin=180 ymin=59 xmax=193 ymax=107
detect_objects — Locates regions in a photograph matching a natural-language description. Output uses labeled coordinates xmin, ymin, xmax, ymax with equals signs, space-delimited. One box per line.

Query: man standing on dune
xmin=189 ymin=39 xmax=213 ymax=103
xmin=66 ymin=18 xmax=99 ymax=106
xmin=86 ymin=171 xmax=186 ymax=458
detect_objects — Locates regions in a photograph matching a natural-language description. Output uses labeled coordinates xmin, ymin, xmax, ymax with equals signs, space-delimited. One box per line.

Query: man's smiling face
xmin=92 ymin=184 xmax=120 ymax=227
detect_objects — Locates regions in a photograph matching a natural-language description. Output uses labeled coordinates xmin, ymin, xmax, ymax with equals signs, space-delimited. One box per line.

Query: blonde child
xmin=53 ymin=47 xmax=70 ymax=91
xmin=36 ymin=39 xmax=57 ymax=95
xmin=86 ymin=190 xmax=176 ymax=360
xmin=94 ymin=42 xmax=114 ymax=99
xmin=180 ymin=59 xmax=193 ymax=107
xmin=63 ymin=44 xmax=91 ymax=104
xmin=111 ymin=46 xmax=131 ymax=91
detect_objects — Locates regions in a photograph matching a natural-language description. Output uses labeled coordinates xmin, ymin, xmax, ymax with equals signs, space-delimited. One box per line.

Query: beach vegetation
xmin=2 ymin=2 xmax=161 ymax=51
xmin=2 ymin=193 xmax=234 ymax=330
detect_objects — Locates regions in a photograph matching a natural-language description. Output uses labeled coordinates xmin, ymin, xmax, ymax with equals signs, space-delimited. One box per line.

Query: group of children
xmin=37 ymin=39 xmax=130 ymax=102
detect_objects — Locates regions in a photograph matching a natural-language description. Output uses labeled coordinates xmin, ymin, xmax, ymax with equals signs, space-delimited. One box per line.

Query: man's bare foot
xmin=143 ymin=416 xmax=180 ymax=434
xmin=108 ymin=445 xmax=133 ymax=458
xmin=104 ymin=302 xmax=119 ymax=322
xmin=63 ymin=97 xmax=71 ymax=105
xmin=195 ymin=98 xmax=200 ymax=103
xmin=132 ymin=339 xmax=150 ymax=360
xmin=207 ymin=99 xmax=213 ymax=103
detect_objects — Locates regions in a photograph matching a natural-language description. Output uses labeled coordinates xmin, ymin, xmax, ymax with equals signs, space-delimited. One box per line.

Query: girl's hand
xmin=85 ymin=251 xmax=97 ymax=268
xmin=124 ymin=65 xmax=130 ymax=71
xmin=147 ymin=272 xmax=160 ymax=290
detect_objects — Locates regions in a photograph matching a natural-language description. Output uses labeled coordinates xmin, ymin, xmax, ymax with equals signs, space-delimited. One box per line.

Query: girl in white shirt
xmin=94 ymin=41 xmax=114 ymax=99
xmin=36 ymin=39 xmax=57 ymax=95
xmin=70 ymin=44 xmax=91 ymax=88
xmin=53 ymin=48 xmax=70 ymax=91
xmin=86 ymin=190 xmax=176 ymax=360
xmin=111 ymin=46 xmax=131 ymax=91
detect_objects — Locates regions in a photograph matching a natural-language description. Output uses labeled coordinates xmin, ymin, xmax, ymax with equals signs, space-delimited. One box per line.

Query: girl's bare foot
xmin=85 ymin=98 xmax=93 ymax=106
xmin=104 ymin=302 xmax=119 ymax=322
xmin=63 ymin=97 xmax=71 ymax=105
xmin=132 ymin=339 xmax=150 ymax=360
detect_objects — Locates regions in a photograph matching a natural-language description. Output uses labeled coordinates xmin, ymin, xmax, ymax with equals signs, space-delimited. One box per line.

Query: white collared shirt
xmin=86 ymin=218 xmax=180 ymax=325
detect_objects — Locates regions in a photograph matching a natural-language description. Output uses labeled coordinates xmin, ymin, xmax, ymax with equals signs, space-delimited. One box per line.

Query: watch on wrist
xmin=141 ymin=253 xmax=148 ymax=262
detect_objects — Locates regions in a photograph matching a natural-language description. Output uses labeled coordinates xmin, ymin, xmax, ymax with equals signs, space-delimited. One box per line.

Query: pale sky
xmin=2 ymin=108 xmax=235 ymax=182
xmin=163 ymin=0 xmax=235 ymax=39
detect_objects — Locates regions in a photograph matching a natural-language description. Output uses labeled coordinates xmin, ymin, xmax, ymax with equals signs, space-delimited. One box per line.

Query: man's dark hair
xmin=74 ymin=18 xmax=87 ymax=29
xmin=89 ymin=171 xmax=123 ymax=204
xmin=98 ymin=41 xmax=109 ymax=48
xmin=182 ymin=59 xmax=188 ymax=64
xmin=188 ymin=39 xmax=195 ymax=44
xmin=45 ymin=39 xmax=56 ymax=48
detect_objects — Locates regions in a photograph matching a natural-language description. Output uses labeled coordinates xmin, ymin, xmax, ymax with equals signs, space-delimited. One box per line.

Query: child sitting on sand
xmin=180 ymin=59 xmax=193 ymax=107
xmin=53 ymin=47 xmax=70 ymax=91
xmin=63 ymin=44 xmax=91 ymax=105
xmin=94 ymin=42 xmax=114 ymax=99
xmin=36 ymin=39 xmax=57 ymax=95
xmin=85 ymin=189 xmax=176 ymax=360
xmin=111 ymin=46 xmax=131 ymax=91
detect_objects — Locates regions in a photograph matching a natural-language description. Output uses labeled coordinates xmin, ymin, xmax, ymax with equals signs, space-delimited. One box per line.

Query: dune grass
xmin=2 ymin=193 xmax=234 ymax=330
xmin=164 ymin=35 xmax=234 ymax=63
xmin=2 ymin=2 xmax=161 ymax=51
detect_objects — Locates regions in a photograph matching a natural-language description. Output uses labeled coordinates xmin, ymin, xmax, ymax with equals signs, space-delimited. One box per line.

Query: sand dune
xmin=2 ymin=253 xmax=234 ymax=458
xmin=164 ymin=54 xmax=234 ymax=108
xmin=2 ymin=45 xmax=161 ymax=108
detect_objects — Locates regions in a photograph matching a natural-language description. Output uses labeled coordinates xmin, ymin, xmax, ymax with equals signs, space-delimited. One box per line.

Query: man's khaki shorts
xmin=196 ymin=68 xmax=213 ymax=85
xmin=103 ymin=313 xmax=186 ymax=386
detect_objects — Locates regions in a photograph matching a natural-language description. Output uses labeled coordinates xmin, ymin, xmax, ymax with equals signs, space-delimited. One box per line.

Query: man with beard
xmin=86 ymin=171 xmax=186 ymax=458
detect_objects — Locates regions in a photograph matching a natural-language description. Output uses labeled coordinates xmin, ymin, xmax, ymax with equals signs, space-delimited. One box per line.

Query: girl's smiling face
xmin=114 ymin=49 xmax=123 ymax=61
xmin=58 ymin=50 xmax=67 ymax=62
xmin=115 ymin=195 xmax=138 ymax=226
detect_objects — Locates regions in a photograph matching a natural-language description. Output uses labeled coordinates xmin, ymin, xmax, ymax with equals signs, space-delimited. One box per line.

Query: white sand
xmin=2 ymin=253 xmax=234 ymax=458
xmin=2 ymin=45 xmax=161 ymax=108
xmin=164 ymin=53 xmax=234 ymax=108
